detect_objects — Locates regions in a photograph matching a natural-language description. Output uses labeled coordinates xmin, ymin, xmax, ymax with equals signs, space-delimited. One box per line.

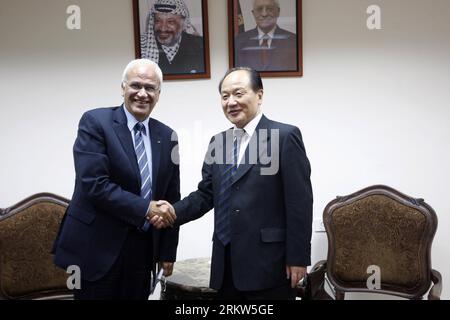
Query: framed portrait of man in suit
xmin=228 ymin=0 xmax=302 ymax=77
xmin=133 ymin=0 xmax=211 ymax=80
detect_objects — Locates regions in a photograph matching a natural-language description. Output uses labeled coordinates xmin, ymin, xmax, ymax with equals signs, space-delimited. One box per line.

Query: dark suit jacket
xmin=235 ymin=26 xmax=298 ymax=72
xmin=173 ymin=115 xmax=312 ymax=291
xmin=158 ymin=32 xmax=205 ymax=75
xmin=53 ymin=106 xmax=180 ymax=281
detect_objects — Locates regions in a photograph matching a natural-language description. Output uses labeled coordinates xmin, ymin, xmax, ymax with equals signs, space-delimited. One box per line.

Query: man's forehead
xmin=128 ymin=75 xmax=158 ymax=82
xmin=221 ymin=72 xmax=251 ymax=91
xmin=222 ymin=82 xmax=248 ymax=91
xmin=154 ymin=12 xmax=184 ymax=19
xmin=254 ymin=0 xmax=277 ymax=7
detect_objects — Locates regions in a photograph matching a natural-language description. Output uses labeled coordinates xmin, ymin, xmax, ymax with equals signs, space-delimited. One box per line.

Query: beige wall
xmin=1 ymin=0 xmax=449 ymax=299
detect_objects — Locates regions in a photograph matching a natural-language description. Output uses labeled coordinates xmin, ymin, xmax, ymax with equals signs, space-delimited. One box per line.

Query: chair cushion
xmin=0 ymin=201 xmax=69 ymax=299
xmin=330 ymin=194 xmax=427 ymax=290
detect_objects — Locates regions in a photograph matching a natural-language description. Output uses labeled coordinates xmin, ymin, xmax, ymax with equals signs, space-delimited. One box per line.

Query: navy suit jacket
xmin=173 ymin=115 xmax=312 ymax=291
xmin=53 ymin=106 xmax=180 ymax=281
xmin=235 ymin=26 xmax=298 ymax=72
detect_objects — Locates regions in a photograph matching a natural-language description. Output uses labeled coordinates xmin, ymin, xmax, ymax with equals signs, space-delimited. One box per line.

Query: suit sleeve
xmin=158 ymin=132 xmax=181 ymax=262
xmin=74 ymin=112 xmax=149 ymax=227
xmin=281 ymin=127 xmax=313 ymax=266
xmin=172 ymin=137 xmax=216 ymax=225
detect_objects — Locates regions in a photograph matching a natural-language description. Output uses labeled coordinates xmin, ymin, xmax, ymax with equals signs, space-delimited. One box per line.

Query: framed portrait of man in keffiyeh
xmin=133 ymin=0 xmax=210 ymax=80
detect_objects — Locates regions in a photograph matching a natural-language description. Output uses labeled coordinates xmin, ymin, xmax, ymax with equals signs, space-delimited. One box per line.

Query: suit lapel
xmin=214 ymin=129 xmax=232 ymax=188
xmin=232 ymin=115 xmax=271 ymax=184
xmin=149 ymin=119 xmax=161 ymax=196
xmin=112 ymin=107 xmax=140 ymax=184
xmin=250 ymin=28 xmax=260 ymax=45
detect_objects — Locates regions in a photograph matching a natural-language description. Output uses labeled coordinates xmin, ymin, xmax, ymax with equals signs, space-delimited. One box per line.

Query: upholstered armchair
xmin=0 ymin=193 xmax=73 ymax=299
xmin=300 ymin=185 xmax=442 ymax=300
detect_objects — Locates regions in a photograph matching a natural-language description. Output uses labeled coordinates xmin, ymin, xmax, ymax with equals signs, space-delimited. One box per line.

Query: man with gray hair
xmin=53 ymin=59 xmax=180 ymax=299
xmin=141 ymin=0 xmax=205 ymax=75
xmin=235 ymin=0 xmax=297 ymax=72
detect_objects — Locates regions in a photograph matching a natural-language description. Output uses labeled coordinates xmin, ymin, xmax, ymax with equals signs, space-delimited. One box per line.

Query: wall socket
xmin=314 ymin=219 xmax=326 ymax=232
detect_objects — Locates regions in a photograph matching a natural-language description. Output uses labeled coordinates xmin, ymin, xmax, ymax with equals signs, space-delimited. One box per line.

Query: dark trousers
xmin=74 ymin=229 xmax=153 ymax=300
xmin=216 ymin=245 xmax=296 ymax=300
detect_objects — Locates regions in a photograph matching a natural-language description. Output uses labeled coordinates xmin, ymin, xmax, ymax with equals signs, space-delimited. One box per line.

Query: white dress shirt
xmin=257 ymin=27 xmax=276 ymax=48
xmin=234 ymin=112 xmax=263 ymax=166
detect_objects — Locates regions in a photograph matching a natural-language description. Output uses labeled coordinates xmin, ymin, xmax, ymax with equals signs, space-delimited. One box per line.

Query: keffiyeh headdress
xmin=140 ymin=0 xmax=199 ymax=64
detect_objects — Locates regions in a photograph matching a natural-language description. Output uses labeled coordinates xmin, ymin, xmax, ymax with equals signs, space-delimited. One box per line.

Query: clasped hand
xmin=146 ymin=200 xmax=176 ymax=229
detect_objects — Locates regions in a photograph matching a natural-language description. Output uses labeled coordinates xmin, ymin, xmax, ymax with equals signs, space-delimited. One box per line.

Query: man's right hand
xmin=147 ymin=200 xmax=176 ymax=229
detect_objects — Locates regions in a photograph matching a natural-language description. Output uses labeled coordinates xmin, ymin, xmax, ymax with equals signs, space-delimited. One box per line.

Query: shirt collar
xmin=257 ymin=26 xmax=277 ymax=39
xmin=123 ymin=104 xmax=150 ymax=136
xmin=234 ymin=111 xmax=263 ymax=138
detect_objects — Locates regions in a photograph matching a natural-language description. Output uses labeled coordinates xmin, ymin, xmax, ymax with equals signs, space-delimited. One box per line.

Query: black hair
xmin=218 ymin=67 xmax=263 ymax=93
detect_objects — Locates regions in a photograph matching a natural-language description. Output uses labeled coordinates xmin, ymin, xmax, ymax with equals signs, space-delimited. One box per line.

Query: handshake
xmin=146 ymin=200 xmax=176 ymax=229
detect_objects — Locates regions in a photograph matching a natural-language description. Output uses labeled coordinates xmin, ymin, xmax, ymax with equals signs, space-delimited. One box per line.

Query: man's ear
xmin=121 ymin=82 xmax=125 ymax=97
xmin=258 ymin=89 xmax=264 ymax=102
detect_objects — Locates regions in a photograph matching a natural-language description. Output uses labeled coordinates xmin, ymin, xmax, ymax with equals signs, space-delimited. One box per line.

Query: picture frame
xmin=228 ymin=0 xmax=302 ymax=77
xmin=133 ymin=0 xmax=211 ymax=80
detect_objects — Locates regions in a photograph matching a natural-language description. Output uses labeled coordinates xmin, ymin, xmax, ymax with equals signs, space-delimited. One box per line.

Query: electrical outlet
xmin=314 ymin=219 xmax=326 ymax=232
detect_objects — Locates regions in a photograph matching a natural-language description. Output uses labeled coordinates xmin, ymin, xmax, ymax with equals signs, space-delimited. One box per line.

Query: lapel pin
xmin=157 ymin=140 xmax=161 ymax=144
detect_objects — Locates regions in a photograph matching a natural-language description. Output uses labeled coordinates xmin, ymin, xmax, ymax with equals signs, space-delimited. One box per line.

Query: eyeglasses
xmin=125 ymin=81 xmax=159 ymax=94
xmin=253 ymin=5 xmax=279 ymax=14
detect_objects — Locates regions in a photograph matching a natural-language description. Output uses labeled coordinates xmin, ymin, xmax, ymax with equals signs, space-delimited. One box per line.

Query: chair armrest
xmin=427 ymin=269 xmax=442 ymax=300
xmin=310 ymin=260 xmax=327 ymax=273
xmin=297 ymin=260 xmax=331 ymax=300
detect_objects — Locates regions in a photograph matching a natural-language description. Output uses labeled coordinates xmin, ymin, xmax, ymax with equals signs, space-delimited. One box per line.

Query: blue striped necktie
xmin=215 ymin=129 xmax=245 ymax=245
xmin=134 ymin=122 xmax=152 ymax=232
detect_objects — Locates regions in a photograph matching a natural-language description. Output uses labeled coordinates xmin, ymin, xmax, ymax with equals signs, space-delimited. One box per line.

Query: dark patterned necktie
xmin=261 ymin=33 xmax=270 ymax=65
xmin=134 ymin=122 xmax=152 ymax=232
xmin=215 ymin=129 xmax=245 ymax=245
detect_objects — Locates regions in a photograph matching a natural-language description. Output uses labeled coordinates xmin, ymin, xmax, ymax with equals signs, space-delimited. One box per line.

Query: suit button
xmin=236 ymin=186 xmax=240 ymax=190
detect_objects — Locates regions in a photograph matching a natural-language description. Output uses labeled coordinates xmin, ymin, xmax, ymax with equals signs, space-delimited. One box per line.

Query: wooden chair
xmin=0 ymin=193 xmax=73 ymax=299
xmin=300 ymin=185 xmax=441 ymax=300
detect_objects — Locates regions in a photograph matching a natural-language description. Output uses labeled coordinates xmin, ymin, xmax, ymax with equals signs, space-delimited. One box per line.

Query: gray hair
xmin=121 ymin=59 xmax=163 ymax=87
